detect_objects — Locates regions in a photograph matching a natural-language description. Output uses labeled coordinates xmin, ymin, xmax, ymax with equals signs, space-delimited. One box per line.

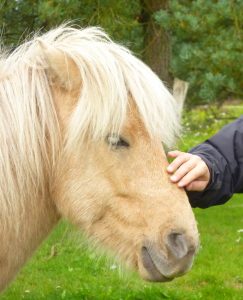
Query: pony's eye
xmin=106 ymin=134 xmax=130 ymax=149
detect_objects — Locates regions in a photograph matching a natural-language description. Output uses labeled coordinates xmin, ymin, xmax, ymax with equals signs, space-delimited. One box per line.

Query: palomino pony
xmin=0 ymin=25 xmax=199 ymax=291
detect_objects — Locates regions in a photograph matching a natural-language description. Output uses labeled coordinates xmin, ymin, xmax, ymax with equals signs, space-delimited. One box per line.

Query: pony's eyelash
xmin=106 ymin=134 xmax=130 ymax=148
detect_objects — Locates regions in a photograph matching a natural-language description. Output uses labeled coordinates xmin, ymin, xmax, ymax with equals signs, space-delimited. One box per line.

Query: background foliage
xmin=1 ymin=0 xmax=242 ymax=105
xmin=155 ymin=0 xmax=243 ymax=104
xmin=0 ymin=1 xmax=143 ymax=52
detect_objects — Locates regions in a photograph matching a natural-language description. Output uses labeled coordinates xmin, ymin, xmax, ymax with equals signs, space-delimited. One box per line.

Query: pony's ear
xmin=39 ymin=41 xmax=81 ymax=91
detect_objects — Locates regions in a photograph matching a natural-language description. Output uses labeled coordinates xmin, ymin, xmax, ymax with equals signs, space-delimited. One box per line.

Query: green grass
xmin=1 ymin=105 xmax=243 ymax=299
xmin=2 ymin=202 xmax=243 ymax=300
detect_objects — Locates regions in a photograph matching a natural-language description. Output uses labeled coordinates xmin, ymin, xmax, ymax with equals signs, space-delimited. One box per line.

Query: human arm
xmin=167 ymin=116 xmax=243 ymax=208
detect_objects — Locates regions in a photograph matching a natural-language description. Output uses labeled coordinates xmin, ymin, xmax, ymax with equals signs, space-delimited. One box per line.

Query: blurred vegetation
xmin=0 ymin=0 xmax=242 ymax=105
xmin=180 ymin=103 xmax=243 ymax=150
xmin=0 ymin=1 xmax=143 ymax=52
xmin=155 ymin=0 xmax=243 ymax=105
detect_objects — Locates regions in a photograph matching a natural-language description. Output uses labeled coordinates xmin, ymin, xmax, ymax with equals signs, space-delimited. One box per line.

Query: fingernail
xmin=178 ymin=181 xmax=184 ymax=187
xmin=167 ymin=166 xmax=172 ymax=172
xmin=170 ymin=175 xmax=177 ymax=181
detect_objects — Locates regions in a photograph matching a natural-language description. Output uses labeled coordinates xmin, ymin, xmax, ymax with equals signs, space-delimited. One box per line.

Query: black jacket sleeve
xmin=187 ymin=116 xmax=243 ymax=208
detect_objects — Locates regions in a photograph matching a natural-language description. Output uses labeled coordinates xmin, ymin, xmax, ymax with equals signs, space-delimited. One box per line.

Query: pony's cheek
xmin=52 ymin=168 xmax=113 ymax=229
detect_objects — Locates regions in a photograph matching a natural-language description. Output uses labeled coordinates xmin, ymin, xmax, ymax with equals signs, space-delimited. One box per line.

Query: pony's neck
xmin=0 ymin=189 xmax=60 ymax=291
xmin=0 ymin=59 xmax=61 ymax=291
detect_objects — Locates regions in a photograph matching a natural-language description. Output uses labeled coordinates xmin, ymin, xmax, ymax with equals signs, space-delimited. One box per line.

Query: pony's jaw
xmin=78 ymin=186 xmax=198 ymax=282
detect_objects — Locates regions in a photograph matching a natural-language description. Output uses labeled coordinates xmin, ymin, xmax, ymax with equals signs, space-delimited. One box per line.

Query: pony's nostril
xmin=166 ymin=232 xmax=194 ymax=259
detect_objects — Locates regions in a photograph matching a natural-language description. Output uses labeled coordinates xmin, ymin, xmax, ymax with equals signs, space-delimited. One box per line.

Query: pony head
xmin=6 ymin=25 xmax=199 ymax=282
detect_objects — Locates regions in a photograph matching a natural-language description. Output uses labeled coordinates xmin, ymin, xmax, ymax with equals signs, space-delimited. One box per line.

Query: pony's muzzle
xmin=139 ymin=232 xmax=198 ymax=282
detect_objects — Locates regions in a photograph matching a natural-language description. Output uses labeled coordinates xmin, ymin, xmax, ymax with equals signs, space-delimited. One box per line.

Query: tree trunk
xmin=140 ymin=0 xmax=172 ymax=89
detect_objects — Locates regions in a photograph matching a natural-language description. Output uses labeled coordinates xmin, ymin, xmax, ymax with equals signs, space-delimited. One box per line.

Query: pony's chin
xmin=139 ymin=267 xmax=174 ymax=283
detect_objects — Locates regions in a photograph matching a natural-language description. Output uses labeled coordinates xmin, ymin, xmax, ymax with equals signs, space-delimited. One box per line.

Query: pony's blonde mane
xmin=0 ymin=25 xmax=180 ymax=224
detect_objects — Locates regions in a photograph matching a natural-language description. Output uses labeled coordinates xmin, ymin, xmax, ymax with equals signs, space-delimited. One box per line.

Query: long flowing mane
xmin=0 ymin=25 xmax=179 ymax=224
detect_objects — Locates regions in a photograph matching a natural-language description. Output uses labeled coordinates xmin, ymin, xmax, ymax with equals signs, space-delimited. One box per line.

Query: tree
xmin=139 ymin=0 xmax=172 ymax=88
xmin=0 ymin=0 xmax=40 ymax=47
xmin=0 ymin=0 xmax=142 ymax=52
xmin=1 ymin=0 xmax=242 ymax=105
xmin=154 ymin=0 xmax=243 ymax=105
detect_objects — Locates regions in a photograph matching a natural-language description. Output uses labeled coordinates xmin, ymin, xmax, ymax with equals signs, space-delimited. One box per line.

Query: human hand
xmin=167 ymin=150 xmax=210 ymax=191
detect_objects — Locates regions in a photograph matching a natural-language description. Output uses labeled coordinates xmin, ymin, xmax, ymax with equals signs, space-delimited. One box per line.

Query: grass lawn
xmin=1 ymin=105 xmax=243 ymax=299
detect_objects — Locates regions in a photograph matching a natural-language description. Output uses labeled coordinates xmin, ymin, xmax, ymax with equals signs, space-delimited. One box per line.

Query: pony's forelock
xmin=34 ymin=25 xmax=180 ymax=148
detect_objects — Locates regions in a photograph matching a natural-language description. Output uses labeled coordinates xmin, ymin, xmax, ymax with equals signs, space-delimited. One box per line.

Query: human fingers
xmin=169 ymin=156 xmax=200 ymax=183
xmin=167 ymin=152 xmax=191 ymax=173
xmin=177 ymin=161 xmax=209 ymax=188
xmin=186 ymin=180 xmax=209 ymax=192
xmin=167 ymin=150 xmax=183 ymax=158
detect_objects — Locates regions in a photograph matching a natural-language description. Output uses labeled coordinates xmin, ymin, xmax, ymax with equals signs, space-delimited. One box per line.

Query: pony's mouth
xmin=140 ymin=246 xmax=173 ymax=282
xmin=139 ymin=241 xmax=195 ymax=282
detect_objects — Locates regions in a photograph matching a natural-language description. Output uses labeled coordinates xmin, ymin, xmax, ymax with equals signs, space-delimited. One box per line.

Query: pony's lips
xmin=140 ymin=241 xmax=195 ymax=282
xmin=141 ymin=246 xmax=173 ymax=282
